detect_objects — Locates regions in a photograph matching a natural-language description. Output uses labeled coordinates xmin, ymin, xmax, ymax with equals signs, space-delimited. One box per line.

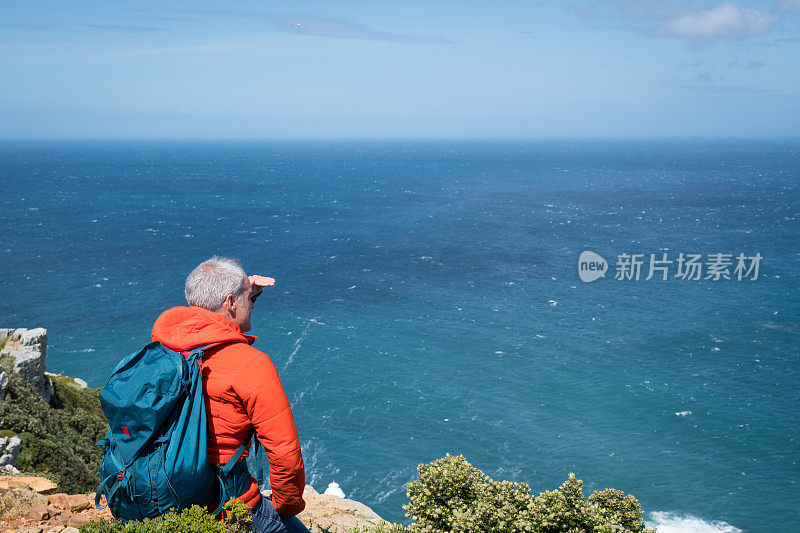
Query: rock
xmin=0 ymin=370 xmax=7 ymax=401
xmin=0 ymin=486 xmax=48 ymax=519
xmin=43 ymin=492 xmax=90 ymax=512
xmin=0 ymin=438 xmax=21 ymax=471
xmin=64 ymin=495 xmax=89 ymax=513
xmin=28 ymin=480 xmax=57 ymax=497
xmin=14 ymin=350 xmax=54 ymax=403
xmin=44 ymin=374 xmax=87 ymax=390
xmin=45 ymin=510 xmax=71 ymax=528
xmin=323 ymin=482 xmax=345 ymax=498
xmin=45 ymin=495 xmax=68 ymax=510
xmin=295 ymin=489 xmax=384 ymax=533
xmin=61 ymin=527 xmax=80 ymax=533
xmin=0 ymin=329 xmax=52 ymax=403
xmin=1 ymin=465 xmax=19 ymax=475
xmin=18 ymin=329 xmax=46 ymax=349
xmin=0 ymin=477 xmax=58 ymax=495
xmin=26 ymin=504 xmax=49 ymax=521
xmin=0 ymin=486 xmax=111 ymax=532
xmin=66 ymin=514 xmax=90 ymax=528
xmin=90 ymin=493 xmax=106 ymax=509
xmin=304 ymin=484 xmax=319 ymax=496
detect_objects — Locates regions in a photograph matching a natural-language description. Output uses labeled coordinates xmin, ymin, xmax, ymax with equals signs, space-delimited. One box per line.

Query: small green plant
xmin=80 ymin=499 xmax=252 ymax=532
xmin=354 ymin=454 xmax=655 ymax=533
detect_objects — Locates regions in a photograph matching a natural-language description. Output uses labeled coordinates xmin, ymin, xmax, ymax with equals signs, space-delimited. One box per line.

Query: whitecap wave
xmin=283 ymin=323 xmax=309 ymax=371
xmin=283 ymin=318 xmax=323 ymax=371
xmin=647 ymin=511 xmax=742 ymax=533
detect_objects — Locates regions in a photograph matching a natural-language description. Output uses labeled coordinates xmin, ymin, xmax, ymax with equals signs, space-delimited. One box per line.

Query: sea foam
xmin=647 ymin=512 xmax=742 ymax=533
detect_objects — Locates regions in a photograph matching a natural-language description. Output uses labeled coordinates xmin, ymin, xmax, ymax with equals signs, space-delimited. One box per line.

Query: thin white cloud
xmin=571 ymin=1 xmax=781 ymax=45
xmin=661 ymin=3 xmax=776 ymax=42
xmin=658 ymin=82 xmax=769 ymax=94
xmin=780 ymin=0 xmax=800 ymax=13
xmin=73 ymin=43 xmax=243 ymax=59
xmin=191 ymin=10 xmax=452 ymax=45
xmin=752 ymin=35 xmax=800 ymax=46
xmin=728 ymin=59 xmax=765 ymax=69
xmin=0 ymin=22 xmax=171 ymax=33
xmin=0 ymin=22 xmax=58 ymax=30
xmin=81 ymin=24 xmax=170 ymax=34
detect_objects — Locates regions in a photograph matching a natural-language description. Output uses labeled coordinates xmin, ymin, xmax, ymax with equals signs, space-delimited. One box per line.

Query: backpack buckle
xmin=116 ymin=468 xmax=127 ymax=481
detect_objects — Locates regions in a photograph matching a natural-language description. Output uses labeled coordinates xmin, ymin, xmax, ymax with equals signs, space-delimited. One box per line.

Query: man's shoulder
xmin=212 ymin=342 xmax=283 ymax=393
xmin=216 ymin=341 xmax=274 ymax=365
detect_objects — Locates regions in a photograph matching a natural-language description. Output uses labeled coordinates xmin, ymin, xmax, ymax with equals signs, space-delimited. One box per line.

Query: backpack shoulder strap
xmin=182 ymin=341 xmax=237 ymax=362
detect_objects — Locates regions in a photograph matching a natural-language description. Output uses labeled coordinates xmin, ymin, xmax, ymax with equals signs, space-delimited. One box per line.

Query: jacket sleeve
xmin=233 ymin=351 xmax=306 ymax=516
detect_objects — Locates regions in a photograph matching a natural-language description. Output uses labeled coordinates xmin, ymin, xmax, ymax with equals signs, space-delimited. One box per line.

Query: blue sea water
xmin=0 ymin=139 xmax=798 ymax=532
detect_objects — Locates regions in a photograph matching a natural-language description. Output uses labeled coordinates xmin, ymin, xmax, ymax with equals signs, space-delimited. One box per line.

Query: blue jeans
xmin=250 ymin=496 xmax=311 ymax=533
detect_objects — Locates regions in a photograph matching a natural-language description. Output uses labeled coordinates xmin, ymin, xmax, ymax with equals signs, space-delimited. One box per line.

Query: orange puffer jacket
xmin=152 ymin=305 xmax=306 ymax=516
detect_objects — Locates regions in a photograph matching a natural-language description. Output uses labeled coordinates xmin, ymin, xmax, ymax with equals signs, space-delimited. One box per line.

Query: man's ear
xmin=223 ymin=293 xmax=237 ymax=313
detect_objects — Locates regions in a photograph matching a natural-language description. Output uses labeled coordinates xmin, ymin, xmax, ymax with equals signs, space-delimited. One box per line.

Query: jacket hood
xmin=152 ymin=305 xmax=256 ymax=352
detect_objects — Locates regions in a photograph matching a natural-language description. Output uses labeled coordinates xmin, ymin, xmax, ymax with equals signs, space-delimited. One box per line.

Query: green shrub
xmin=404 ymin=454 xmax=487 ymax=532
xmin=585 ymin=487 xmax=651 ymax=533
xmin=80 ymin=499 xmax=252 ymax=532
xmin=358 ymin=454 xmax=654 ymax=533
xmin=0 ymin=372 xmax=108 ymax=493
xmin=529 ymin=474 xmax=590 ymax=532
xmin=0 ymin=331 xmax=10 ymax=353
xmin=0 ymin=354 xmax=16 ymax=374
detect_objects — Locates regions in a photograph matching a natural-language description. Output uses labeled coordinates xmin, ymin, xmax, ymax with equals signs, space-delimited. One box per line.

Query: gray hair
xmin=185 ymin=256 xmax=246 ymax=311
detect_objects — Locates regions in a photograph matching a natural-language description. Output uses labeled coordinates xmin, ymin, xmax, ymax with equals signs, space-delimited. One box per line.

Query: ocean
xmin=1 ymin=139 xmax=798 ymax=532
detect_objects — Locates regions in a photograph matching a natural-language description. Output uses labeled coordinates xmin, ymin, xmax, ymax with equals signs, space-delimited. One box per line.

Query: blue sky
xmin=2 ymin=0 xmax=799 ymax=138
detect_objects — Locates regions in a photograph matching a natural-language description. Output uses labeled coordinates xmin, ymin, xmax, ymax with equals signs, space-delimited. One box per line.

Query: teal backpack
xmin=95 ymin=341 xmax=251 ymax=521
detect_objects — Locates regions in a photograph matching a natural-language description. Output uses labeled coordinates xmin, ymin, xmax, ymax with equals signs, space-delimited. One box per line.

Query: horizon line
xmin=1 ymin=135 xmax=798 ymax=142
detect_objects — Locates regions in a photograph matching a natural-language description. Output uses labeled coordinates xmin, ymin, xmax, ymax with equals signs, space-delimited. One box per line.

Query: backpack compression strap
xmin=94 ymin=435 xmax=131 ymax=511
xmin=212 ymin=432 xmax=254 ymax=516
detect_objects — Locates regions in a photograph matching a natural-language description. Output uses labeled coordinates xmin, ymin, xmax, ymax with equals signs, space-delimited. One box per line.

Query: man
xmin=151 ymin=256 xmax=310 ymax=533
